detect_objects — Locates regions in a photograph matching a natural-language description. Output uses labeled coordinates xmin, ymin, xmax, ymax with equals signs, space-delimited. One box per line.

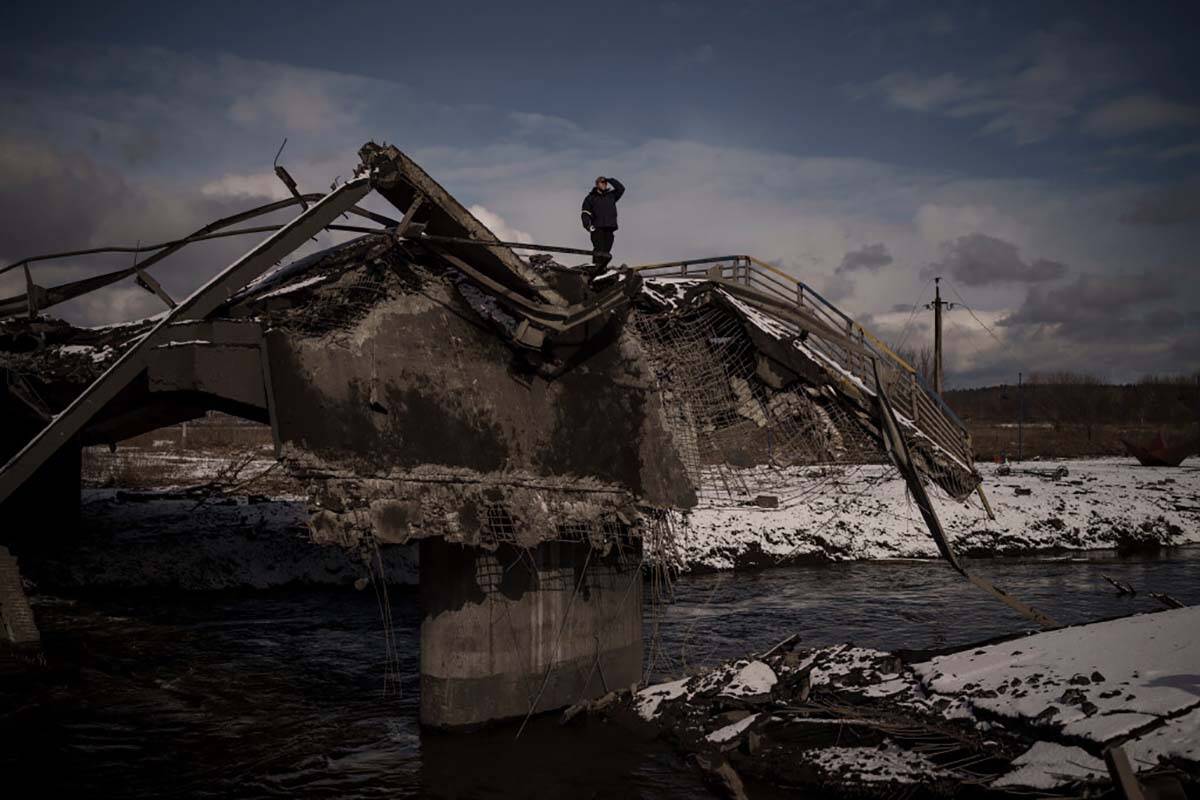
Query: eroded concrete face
xmin=267 ymin=262 xmax=694 ymax=551
xmin=259 ymin=258 xmax=669 ymax=728
xmin=418 ymin=537 xmax=642 ymax=729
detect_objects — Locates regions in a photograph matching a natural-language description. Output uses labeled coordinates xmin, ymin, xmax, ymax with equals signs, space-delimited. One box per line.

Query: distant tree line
xmin=944 ymin=371 xmax=1200 ymax=429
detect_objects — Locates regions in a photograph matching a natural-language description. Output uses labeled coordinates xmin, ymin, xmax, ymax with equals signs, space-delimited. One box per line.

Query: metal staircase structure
xmin=634 ymin=254 xmax=977 ymax=487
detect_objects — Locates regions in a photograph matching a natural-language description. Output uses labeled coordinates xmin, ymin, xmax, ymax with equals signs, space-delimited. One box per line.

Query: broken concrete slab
xmin=605 ymin=608 xmax=1200 ymax=795
xmin=359 ymin=141 xmax=564 ymax=307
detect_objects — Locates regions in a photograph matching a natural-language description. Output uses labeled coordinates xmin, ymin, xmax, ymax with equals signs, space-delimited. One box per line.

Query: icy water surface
xmin=3 ymin=547 xmax=1198 ymax=798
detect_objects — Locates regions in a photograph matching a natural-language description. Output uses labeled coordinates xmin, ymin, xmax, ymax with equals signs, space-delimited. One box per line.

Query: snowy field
xmin=672 ymin=458 xmax=1200 ymax=570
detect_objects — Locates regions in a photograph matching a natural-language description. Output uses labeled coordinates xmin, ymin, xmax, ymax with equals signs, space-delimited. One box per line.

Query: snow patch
xmin=914 ymin=607 xmax=1200 ymax=756
xmin=720 ymin=661 xmax=777 ymax=697
xmin=256 ymin=272 xmax=335 ymax=299
xmin=1127 ymin=706 xmax=1200 ymax=768
xmin=636 ymin=677 xmax=690 ymax=720
xmin=706 ymin=713 xmax=759 ymax=743
xmin=803 ymin=742 xmax=950 ymax=784
xmin=672 ymin=459 xmax=1200 ymax=570
xmin=992 ymin=741 xmax=1106 ymax=789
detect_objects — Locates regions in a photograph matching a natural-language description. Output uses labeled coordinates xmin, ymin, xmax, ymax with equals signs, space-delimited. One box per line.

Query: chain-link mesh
xmin=632 ymin=303 xmax=896 ymax=507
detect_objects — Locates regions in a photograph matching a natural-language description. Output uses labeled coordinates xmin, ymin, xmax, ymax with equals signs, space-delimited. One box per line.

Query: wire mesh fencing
xmin=632 ymin=302 xmax=899 ymax=508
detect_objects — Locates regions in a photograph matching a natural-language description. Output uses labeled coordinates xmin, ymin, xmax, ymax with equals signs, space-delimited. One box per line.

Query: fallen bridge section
xmin=0 ymin=142 xmax=985 ymax=727
xmin=0 ymin=177 xmax=372 ymax=510
xmin=633 ymin=262 xmax=980 ymax=506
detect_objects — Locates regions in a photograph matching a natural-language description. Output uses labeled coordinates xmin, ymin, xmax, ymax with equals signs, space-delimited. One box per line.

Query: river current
xmin=3 ymin=548 xmax=1198 ymax=798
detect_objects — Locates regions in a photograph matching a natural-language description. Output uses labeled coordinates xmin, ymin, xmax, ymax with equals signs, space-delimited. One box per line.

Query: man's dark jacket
xmin=581 ymin=178 xmax=625 ymax=231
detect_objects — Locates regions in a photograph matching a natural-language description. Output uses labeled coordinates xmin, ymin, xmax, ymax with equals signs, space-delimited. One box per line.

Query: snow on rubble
xmin=914 ymin=606 xmax=1200 ymax=766
xmin=720 ymin=660 xmax=778 ymax=697
xmin=610 ymin=607 xmax=1200 ymax=794
xmin=803 ymin=743 xmax=952 ymax=784
xmin=671 ymin=459 xmax=1200 ymax=570
xmin=991 ymin=741 xmax=1107 ymax=789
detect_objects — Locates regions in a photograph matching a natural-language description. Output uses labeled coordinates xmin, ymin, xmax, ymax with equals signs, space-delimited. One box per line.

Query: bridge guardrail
xmin=633 ymin=255 xmax=974 ymax=470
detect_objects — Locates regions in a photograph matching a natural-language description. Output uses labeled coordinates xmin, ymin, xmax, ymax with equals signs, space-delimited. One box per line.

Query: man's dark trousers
xmin=591 ymin=228 xmax=615 ymax=266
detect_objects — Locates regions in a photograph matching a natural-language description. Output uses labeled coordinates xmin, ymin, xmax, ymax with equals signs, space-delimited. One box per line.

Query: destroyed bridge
xmin=1 ymin=142 xmax=987 ymax=728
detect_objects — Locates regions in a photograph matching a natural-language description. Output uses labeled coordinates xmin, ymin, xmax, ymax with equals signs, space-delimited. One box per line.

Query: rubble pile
xmin=582 ymin=607 xmax=1200 ymax=797
xmin=1 ymin=315 xmax=151 ymax=410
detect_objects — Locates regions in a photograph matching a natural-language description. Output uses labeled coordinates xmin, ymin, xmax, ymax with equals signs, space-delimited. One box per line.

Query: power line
xmin=892 ymin=276 xmax=933 ymax=353
xmin=946 ymin=282 xmax=1009 ymax=352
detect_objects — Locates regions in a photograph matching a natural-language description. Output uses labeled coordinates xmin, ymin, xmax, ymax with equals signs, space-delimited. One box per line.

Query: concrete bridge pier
xmin=0 ymin=546 xmax=40 ymax=648
xmin=419 ymin=537 xmax=643 ymax=729
xmin=0 ymin=429 xmax=80 ymax=649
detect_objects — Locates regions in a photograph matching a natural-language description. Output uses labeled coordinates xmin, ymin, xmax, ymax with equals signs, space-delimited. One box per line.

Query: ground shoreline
xmin=670 ymin=457 xmax=1200 ymax=572
xmin=15 ymin=456 xmax=1196 ymax=591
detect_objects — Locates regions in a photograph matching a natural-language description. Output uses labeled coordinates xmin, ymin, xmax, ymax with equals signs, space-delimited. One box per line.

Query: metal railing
xmin=633 ymin=255 xmax=974 ymax=470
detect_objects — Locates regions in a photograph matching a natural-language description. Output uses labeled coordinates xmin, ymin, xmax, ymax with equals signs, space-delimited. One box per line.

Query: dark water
xmin=3 ymin=548 xmax=1198 ymax=798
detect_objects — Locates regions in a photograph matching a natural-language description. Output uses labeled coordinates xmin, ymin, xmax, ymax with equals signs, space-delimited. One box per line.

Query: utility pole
xmin=925 ymin=277 xmax=955 ymax=395
xmin=1017 ymin=371 xmax=1024 ymax=462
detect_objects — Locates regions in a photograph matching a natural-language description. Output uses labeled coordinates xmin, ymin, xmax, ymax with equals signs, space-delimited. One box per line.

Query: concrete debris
xmin=600 ymin=607 xmax=1200 ymax=796
xmin=1122 ymin=430 xmax=1199 ymax=467
xmin=997 ymin=463 xmax=1069 ymax=480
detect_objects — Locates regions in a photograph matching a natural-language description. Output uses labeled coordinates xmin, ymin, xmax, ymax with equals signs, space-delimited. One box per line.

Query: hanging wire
xmin=892 ymin=276 xmax=934 ymax=354
xmin=945 ymin=282 xmax=1009 ymax=352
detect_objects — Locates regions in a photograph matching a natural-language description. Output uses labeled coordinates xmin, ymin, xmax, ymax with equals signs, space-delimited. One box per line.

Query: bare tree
xmin=896 ymin=345 xmax=935 ymax=385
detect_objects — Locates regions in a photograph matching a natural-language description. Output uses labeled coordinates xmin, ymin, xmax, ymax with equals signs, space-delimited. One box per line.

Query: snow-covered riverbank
xmin=598 ymin=606 xmax=1200 ymax=796
xmin=673 ymin=458 xmax=1200 ymax=570
xmin=33 ymin=457 xmax=1197 ymax=590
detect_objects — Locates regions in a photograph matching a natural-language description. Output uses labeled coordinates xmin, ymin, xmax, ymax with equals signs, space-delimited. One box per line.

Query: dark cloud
xmin=821 ymin=272 xmax=856 ymax=303
xmin=1167 ymin=322 xmax=1200 ymax=363
xmin=1082 ymin=94 xmax=1200 ymax=138
xmin=998 ymin=272 xmax=1175 ymax=341
xmin=922 ymin=233 xmax=1067 ymax=286
xmin=0 ymin=140 xmax=122 ymax=265
xmin=1119 ymin=179 xmax=1200 ymax=226
xmin=863 ymin=313 xmax=930 ymax=352
xmin=871 ymin=24 xmax=1135 ymax=144
xmin=836 ymin=242 xmax=893 ymax=273
xmin=0 ymin=134 xmax=310 ymax=325
xmin=910 ymin=245 xmax=1194 ymax=386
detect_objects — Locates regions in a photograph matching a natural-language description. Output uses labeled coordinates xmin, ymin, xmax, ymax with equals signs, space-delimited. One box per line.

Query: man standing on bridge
xmin=581 ymin=176 xmax=624 ymax=268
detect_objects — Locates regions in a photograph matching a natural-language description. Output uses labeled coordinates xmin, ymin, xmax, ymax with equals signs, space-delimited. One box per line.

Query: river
xmin=3 ymin=547 xmax=1198 ymax=798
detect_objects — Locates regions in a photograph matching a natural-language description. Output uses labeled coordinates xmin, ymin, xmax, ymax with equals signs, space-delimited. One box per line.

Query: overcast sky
xmin=2 ymin=0 xmax=1198 ymax=387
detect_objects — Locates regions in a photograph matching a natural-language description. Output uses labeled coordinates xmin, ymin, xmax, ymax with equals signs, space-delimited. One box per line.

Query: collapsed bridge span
xmin=1 ymin=142 xmax=982 ymax=727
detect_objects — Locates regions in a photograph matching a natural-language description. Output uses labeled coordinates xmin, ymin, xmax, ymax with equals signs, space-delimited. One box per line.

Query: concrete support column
xmin=0 ymin=546 xmax=39 ymax=646
xmin=419 ymin=537 xmax=642 ymax=729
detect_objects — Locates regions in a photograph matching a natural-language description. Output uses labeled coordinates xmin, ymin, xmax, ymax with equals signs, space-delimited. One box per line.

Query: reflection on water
xmin=2 ymin=548 xmax=1197 ymax=798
